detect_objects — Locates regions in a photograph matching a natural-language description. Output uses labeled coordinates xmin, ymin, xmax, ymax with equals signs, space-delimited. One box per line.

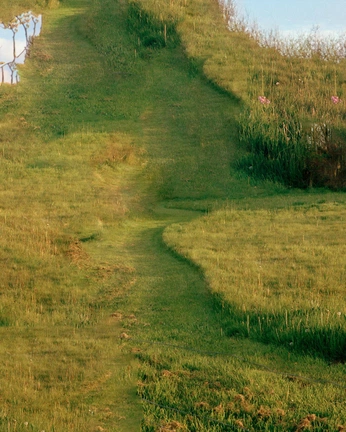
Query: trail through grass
xmin=0 ymin=1 xmax=145 ymax=430
xmin=113 ymin=209 xmax=346 ymax=431
xmin=1 ymin=0 xmax=345 ymax=430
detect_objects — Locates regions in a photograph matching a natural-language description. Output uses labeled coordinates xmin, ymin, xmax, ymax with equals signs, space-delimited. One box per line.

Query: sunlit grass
xmin=137 ymin=347 xmax=346 ymax=432
xmin=0 ymin=325 xmax=140 ymax=431
xmin=0 ymin=0 xmax=146 ymax=429
xmin=164 ymin=202 xmax=346 ymax=360
xmin=1 ymin=0 xmax=346 ymax=430
xmin=133 ymin=0 xmax=346 ymax=187
xmin=0 ymin=0 xmax=49 ymax=22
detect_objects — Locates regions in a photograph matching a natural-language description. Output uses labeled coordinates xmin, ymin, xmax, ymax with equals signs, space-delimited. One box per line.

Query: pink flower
xmin=258 ymin=96 xmax=270 ymax=105
xmin=331 ymin=96 xmax=341 ymax=104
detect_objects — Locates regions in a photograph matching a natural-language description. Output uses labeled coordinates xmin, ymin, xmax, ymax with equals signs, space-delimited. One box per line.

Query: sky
xmin=0 ymin=13 xmax=41 ymax=83
xmin=0 ymin=27 xmax=28 ymax=63
xmin=236 ymin=0 xmax=346 ymax=35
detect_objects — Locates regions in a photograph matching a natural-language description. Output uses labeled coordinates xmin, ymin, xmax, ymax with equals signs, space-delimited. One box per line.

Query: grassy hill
xmin=0 ymin=0 xmax=345 ymax=431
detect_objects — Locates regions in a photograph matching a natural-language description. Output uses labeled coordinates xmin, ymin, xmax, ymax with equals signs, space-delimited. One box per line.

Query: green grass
xmin=115 ymin=211 xmax=346 ymax=431
xmin=0 ymin=1 xmax=146 ymax=430
xmin=164 ymin=202 xmax=346 ymax=361
xmin=133 ymin=0 xmax=346 ymax=188
xmin=0 ymin=0 xmax=49 ymax=22
xmin=229 ymin=2 xmax=346 ymax=188
xmin=0 ymin=0 xmax=345 ymax=430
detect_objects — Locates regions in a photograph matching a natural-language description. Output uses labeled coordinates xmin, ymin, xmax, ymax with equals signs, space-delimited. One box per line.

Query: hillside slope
xmin=0 ymin=0 xmax=345 ymax=431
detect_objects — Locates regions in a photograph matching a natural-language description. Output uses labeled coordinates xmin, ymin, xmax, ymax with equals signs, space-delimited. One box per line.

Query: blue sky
xmin=237 ymin=0 xmax=346 ymax=34
xmin=0 ymin=14 xmax=42 ymax=62
xmin=0 ymin=14 xmax=42 ymax=83
xmin=0 ymin=26 xmax=28 ymax=63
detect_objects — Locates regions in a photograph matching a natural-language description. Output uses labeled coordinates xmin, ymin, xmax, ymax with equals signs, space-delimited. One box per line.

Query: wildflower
xmin=258 ymin=96 xmax=270 ymax=105
xmin=337 ymin=311 xmax=342 ymax=317
xmin=331 ymin=96 xmax=341 ymax=104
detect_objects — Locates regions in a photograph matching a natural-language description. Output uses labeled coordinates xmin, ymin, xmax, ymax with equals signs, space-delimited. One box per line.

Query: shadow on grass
xmin=160 ymin=224 xmax=346 ymax=364
xmin=211 ymin=292 xmax=346 ymax=363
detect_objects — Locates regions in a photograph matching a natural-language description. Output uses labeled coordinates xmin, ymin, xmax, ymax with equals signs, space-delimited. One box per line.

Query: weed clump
xmin=127 ymin=1 xmax=180 ymax=52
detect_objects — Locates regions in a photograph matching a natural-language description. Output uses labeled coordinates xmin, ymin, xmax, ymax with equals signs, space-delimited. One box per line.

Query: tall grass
xmin=222 ymin=0 xmax=346 ymax=188
xmin=127 ymin=1 xmax=180 ymax=51
xmin=238 ymin=103 xmax=311 ymax=186
xmin=238 ymin=60 xmax=346 ymax=186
